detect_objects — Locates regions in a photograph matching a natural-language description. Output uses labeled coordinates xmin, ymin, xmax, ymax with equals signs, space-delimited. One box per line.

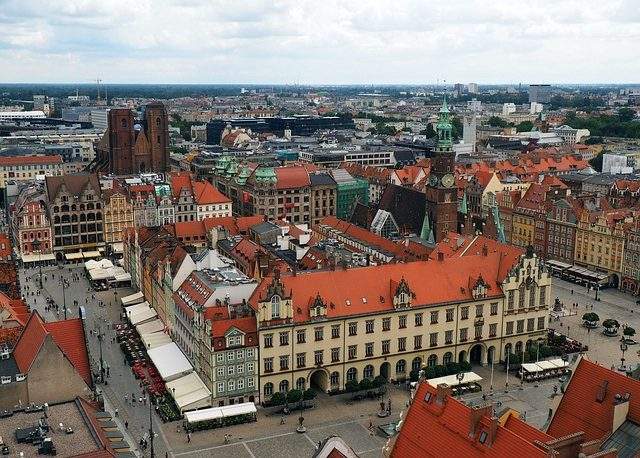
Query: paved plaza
xmin=17 ymin=264 xmax=640 ymax=457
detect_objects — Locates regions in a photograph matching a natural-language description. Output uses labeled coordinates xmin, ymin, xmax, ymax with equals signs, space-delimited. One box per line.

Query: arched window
xmin=264 ymin=383 xmax=273 ymax=397
xmin=61 ymin=204 xmax=69 ymax=213
xmin=87 ymin=203 xmax=94 ymax=210
xmin=271 ymin=295 xmax=281 ymax=318
xmin=54 ymin=216 xmax=60 ymax=224
xmin=412 ymin=357 xmax=422 ymax=371
xmin=427 ymin=355 xmax=437 ymax=367
xmin=363 ymin=365 xmax=374 ymax=380
xmin=505 ymin=343 xmax=513 ymax=356
xmin=121 ymin=118 xmax=127 ymax=128
xmin=346 ymin=367 xmax=357 ymax=382
xmin=156 ymin=117 xmax=161 ymax=127
xmin=53 ymin=206 xmax=59 ymax=213
xmin=396 ymin=359 xmax=406 ymax=374
xmin=296 ymin=377 xmax=306 ymax=391
xmin=443 ymin=352 xmax=453 ymax=365
xmin=330 ymin=371 xmax=339 ymax=386
xmin=515 ymin=341 xmax=523 ymax=354
xmin=71 ymin=214 xmax=78 ymax=223
xmin=279 ymin=380 xmax=289 ymax=393
xmin=71 ymin=204 xmax=77 ymax=211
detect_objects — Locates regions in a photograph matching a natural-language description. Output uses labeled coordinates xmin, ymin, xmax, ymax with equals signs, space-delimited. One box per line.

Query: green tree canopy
xmin=270 ymin=392 xmax=286 ymax=406
xmin=582 ymin=312 xmax=600 ymax=324
xmin=488 ymin=116 xmax=510 ymax=128
xmin=624 ymin=326 xmax=636 ymax=337
xmin=286 ymin=389 xmax=303 ymax=404
xmin=516 ymin=121 xmax=534 ymax=132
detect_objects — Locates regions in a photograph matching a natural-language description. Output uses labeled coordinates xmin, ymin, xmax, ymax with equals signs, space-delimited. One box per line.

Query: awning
xmin=65 ymin=252 xmax=84 ymax=260
xmin=521 ymin=363 xmax=542 ymax=373
xmin=121 ymin=292 xmax=144 ymax=306
xmin=184 ymin=402 xmax=257 ymax=424
xmin=549 ymin=358 xmax=569 ymax=369
xmin=141 ymin=332 xmax=172 ymax=350
xmin=535 ymin=360 xmax=557 ymax=371
xmin=128 ymin=307 xmax=157 ymax=325
xmin=427 ymin=371 xmax=482 ymax=387
xmin=147 ymin=342 xmax=193 ymax=382
xmin=165 ymin=372 xmax=212 ymax=412
xmin=20 ymin=253 xmax=56 ymax=263
xmin=82 ymin=250 xmax=101 ymax=259
xmin=112 ymin=243 xmax=124 ymax=254
xmin=136 ymin=319 xmax=164 ymax=336
xmin=113 ymin=272 xmax=131 ymax=282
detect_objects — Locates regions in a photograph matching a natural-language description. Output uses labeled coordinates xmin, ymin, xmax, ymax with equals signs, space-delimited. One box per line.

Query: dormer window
xmin=226 ymin=334 xmax=243 ymax=348
xmin=271 ymin=295 xmax=281 ymax=319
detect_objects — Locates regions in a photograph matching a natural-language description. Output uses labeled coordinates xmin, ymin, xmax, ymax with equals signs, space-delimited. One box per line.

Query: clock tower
xmin=423 ymin=97 xmax=458 ymax=243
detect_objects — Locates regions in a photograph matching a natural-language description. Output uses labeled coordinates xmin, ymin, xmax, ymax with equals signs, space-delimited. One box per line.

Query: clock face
xmin=429 ymin=175 xmax=438 ymax=186
xmin=441 ymin=174 xmax=455 ymax=188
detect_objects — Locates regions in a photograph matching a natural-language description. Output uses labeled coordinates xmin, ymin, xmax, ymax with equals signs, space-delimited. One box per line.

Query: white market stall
xmin=125 ymin=302 xmax=157 ymax=325
xmin=519 ymin=358 xmax=571 ymax=382
xmin=121 ymin=292 xmax=144 ymax=307
xmin=183 ymin=402 xmax=257 ymax=431
xmin=427 ymin=372 xmax=483 ymax=387
xmin=141 ymin=332 xmax=172 ymax=350
xmin=165 ymin=372 xmax=212 ymax=412
xmin=136 ymin=319 xmax=165 ymax=335
xmin=147 ymin=342 xmax=193 ymax=382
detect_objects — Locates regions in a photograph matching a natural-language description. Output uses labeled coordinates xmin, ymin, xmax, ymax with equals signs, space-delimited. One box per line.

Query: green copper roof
xmin=255 ymin=166 xmax=277 ymax=183
xmin=420 ymin=212 xmax=435 ymax=245
xmin=235 ymin=166 xmax=251 ymax=185
xmin=216 ymin=155 xmax=232 ymax=171
xmin=458 ymin=191 xmax=468 ymax=215
xmin=436 ymin=96 xmax=453 ymax=149
xmin=226 ymin=160 xmax=239 ymax=176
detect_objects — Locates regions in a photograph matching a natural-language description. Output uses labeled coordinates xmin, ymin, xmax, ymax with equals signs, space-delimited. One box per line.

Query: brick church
xmin=94 ymin=102 xmax=169 ymax=175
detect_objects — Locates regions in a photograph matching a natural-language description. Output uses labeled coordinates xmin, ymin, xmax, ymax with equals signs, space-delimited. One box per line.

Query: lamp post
xmin=59 ymin=278 xmax=69 ymax=319
xmin=595 ymin=284 xmax=600 ymax=302
xmin=148 ymin=387 xmax=155 ymax=458
xmin=95 ymin=321 xmax=105 ymax=383
xmin=456 ymin=371 xmax=465 ymax=398
xmin=620 ymin=338 xmax=628 ymax=372
xmin=32 ymin=239 xmax=43 ymax=289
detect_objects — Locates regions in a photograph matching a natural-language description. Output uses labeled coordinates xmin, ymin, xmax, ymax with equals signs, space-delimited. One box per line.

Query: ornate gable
xmin=392 ymin=277 xmax=415 ymax=309
xmin=471 ymin=274 xmax=489 ymax=299
xmin=309 ymin=292 xmax=327 ymax=319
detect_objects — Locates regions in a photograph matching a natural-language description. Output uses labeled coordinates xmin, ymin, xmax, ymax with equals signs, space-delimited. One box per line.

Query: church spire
xmin=420 ymin=212 xmax=435 ymax=245
xmin=436 ymin=96 xmax=453 ymax=150
xmin=458 ymin=191 xmax=468 ymax=215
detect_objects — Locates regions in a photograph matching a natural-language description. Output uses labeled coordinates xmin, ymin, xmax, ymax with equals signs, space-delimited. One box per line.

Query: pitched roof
xmin=547 ymin=357 xmax=640 ymax=442
xmin=12 ymin=311 xmax=48 ymax=373
xmin=249 ymin=253 xmax=514 ymax=323
xmin=45 ymin=173 xmax=101 ymax=201
xmin=378 ymin=184 xmax=426 ymax=235
xmin=0 ymin=155 xmax=63 ymax=166
xmin=391 ymin=382 xmax=548 ymax=457
xmin=275 ymin=166 xmax=311 ymax=190
xmin=211 ymin=316 xmax=257 ymax=339
xmin=170 ymin=171 xmax=193 ymax=198
xmin=202 ymin=215 xmax=265 ymax=235
xmin=193 ymin=180 xmax=231 ymax=205
xmin=45 ymin=318 xmax=92 ymax=386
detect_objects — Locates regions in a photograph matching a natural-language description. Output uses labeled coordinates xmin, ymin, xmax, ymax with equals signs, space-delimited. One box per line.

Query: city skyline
xmin=1 ymin=0 xmax=639 ymax=84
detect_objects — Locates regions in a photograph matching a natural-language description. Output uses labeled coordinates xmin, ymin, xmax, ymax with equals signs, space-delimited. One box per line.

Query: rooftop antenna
xmin=96 ymin=77 xmax=102 ymax=102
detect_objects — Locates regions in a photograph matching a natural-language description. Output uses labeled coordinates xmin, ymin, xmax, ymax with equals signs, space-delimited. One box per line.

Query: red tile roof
xmin=211 ymin=316 xmax=257 ymax=339
xmin=391 ymin=382 xmax=548 ymax=457
xmin=547 ymin=357 xmax=640 ymax=442
xmin=503 ymin=414 xmax=554 ymax=444
xmin=13 ymin=311 xmax=48 ymax=373
xmin=193 ymin=180 xmax=231 ymax=205
xmin=202 ymin=215 xmax=265 ymax=235
xmin=249 ymin=252 xmax=515 ymax=323
xmin=13 ymin=311 xmax=91 ymax=386
xmin=275 ymin=166 xmax=311 ymax=190
xmin=170 ymin=171 xmax=193 ymax=198
xmin=430 ymin=234 xmax=524 ymax=273
xmin=45 ymin=318 xmax=92 ymax=387
xmin=0 ymin=233 xmax=12 ymax=259
xmin=0 ymin=155 xmax=63 ymax=166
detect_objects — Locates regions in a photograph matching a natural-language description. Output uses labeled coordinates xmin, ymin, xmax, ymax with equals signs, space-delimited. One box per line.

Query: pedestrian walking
xmin=139 ymin=396 xmax=143 ymax=404
xmin=125 ymin=420 xmax=128 ymax=429
xmin=280 ymin=416 xmax=285 ymax=425
xmin=186 ymin=432 xmax=191 ymax=443
xmin=114 ymin=408 xmax=118 ymax=417
xmin=125 ymin=394 xmax=129 ymax=404
xmin=132 ymin=394 xmax=136 ymax=404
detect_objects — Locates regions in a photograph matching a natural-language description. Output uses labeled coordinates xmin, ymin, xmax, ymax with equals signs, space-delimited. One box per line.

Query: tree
xmin=303 ymin=388 xmax=317 ymax=401
xmin=372 ymin=375 xmax=387 ymax=389
xmin=603 ymin=319 xmax=620 ymax=335
xmin=618 ymin=107 xmax=636 ymax=122
xmin=624 ymin=326 xmax=636 ymax=339
xmin=516 ymin=121 xmax=534 ymax=132
xmin=582 ymin=312 xmax=600 ymax=327
xmin=345 ymin=380 xmax=359 ymax=393
xmin=420 ymin=124 xmax=436 ymax=138
xmin=589 ymin=151 xmax=604 ymax=172
xmin=451 ymin=117 xmax=463 ymax=140
xmin=270 ymin=392 xmax=286 ymax=406
xmin=488 ymin=116 xmax=509 ymax=128
xmin=359 ymin=378 xmax=373 ymax=391
xmin=286 ymin=389 xmax=303 ymax=404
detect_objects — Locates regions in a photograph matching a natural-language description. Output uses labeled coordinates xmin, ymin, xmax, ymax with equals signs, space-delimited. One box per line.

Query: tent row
xmin=427 ymin=371 xmax=483 ymax=388
xmin=520 ymin=358 xmax=570 ymax=381
xmin=183 ymin=402 xmax=257 ymax=428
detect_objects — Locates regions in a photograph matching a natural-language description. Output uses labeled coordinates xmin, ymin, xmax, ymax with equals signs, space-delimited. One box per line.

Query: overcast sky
xmin=1 ymin=0 xmax=638 ymax=84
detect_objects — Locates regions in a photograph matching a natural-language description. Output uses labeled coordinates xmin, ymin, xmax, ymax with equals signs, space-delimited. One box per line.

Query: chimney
xmin=437 ymin=252 xmax=444 ymax=262
xmin=469 ymin=405 xmax=493 ymax=438
xmin=435 ymin=383 xmax=451 ymax=405
xmin=482 ymin=244 xmax=488 ymax=256
xmin=486 ymin=416 xmax=499 ymax=447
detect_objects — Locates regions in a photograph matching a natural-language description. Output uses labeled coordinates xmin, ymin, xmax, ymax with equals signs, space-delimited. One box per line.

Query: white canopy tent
xmin=521 ymin=363 xmax=543 ymax=374
xmin=121 ymin=292 xmax=144 ymax=307
xmin=21 ymin=253 xmax=56 ymax=263
xmin=147 ymin=342 xmax=193 ymax=382
xmin=427 ymin=372 xmax=482 ymax=387
xmin=128 ymin=307 xmax=157 ymax=325
xmin=136 ymin=319 xmax=164 ymax=335
xmin=183 ymin=402 xmax=257 ymax=424
xmin=165 ymin=372 xmax=212 ymax=412
xmin=125 ymin=301 xmax=150 ymax=315
xmin=141 ymin=332 xmax=172 ymax=350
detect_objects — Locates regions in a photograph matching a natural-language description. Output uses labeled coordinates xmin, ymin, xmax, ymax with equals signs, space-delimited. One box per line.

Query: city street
xmin=19 ymin=264 xmax=171 ymax=457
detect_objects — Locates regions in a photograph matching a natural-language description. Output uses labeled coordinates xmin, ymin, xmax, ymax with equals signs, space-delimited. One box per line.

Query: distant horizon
xmin=2 ymin=1 xmax=639 ymax=85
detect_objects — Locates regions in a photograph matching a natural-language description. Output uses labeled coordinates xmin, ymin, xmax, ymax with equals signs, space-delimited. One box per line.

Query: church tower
xmin=424 ymin=98 xmax=458 ymax=243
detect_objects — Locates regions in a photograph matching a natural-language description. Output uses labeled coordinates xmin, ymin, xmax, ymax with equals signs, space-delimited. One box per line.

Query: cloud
xmin=0 ymin=0 xmax=638 ymax=83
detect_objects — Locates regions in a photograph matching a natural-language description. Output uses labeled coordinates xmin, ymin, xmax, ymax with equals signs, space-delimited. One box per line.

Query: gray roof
xmin=250 ymin=221 xmax=280 ymax=235
xmin=310 ymin=173 xmax=336 ymax=186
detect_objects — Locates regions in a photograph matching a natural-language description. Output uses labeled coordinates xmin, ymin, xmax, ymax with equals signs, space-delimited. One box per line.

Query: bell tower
xmin=424 ymin=97 xmax=458 ymax=243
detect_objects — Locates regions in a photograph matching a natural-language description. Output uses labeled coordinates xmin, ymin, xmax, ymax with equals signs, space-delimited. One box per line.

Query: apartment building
xmin=102 ymin=187 xmax=134 ymax=247
xmin=0 ymin=155 xmax=64 ymax=188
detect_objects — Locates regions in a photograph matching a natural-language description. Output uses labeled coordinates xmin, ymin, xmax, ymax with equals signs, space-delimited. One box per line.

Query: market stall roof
xmin=165 ymin=372 xmax=212 ymax=412
xmin=183 ymin=402 xmax=257 ymax=424
xmin=112 ymin=242 xmax=124 ymax=254
xmin=427 ymin=371 xmax=482 ymax=387
xmin=65 ymin=252 xmax=84 ymax=260
xmin=549 ymin=358 xmax=569 ymax=368
xmin=121 ymin=291 xmax=144 ymax=306
xmin=128 ymin=306 xmax=157 ymax=325
xmin=21 ymin=253 xmax=56 ymax=263
xmin=84 ymin=259 xmax=99 ymax=270
xmin=521 ymin=363 xmax=542 ymax=373
xmin=141 ymin=332 xmax=172 ymax=350
xmin=114 ymin=272 xmax=131 ymax=282
xmin=546 ymin=259 xmax=572 ymax=270
xmin=536 ymin=360 xmax=558 ymax=370
xmin=136 ymin=319 xmax=164 ymax=336
xmin=82 ymin=250 xmax=101 ymax=259
xmin=125 ymin=301 xmax=150 ymax=315
xmin=147 ymin=342 xmax=193 ymax=382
